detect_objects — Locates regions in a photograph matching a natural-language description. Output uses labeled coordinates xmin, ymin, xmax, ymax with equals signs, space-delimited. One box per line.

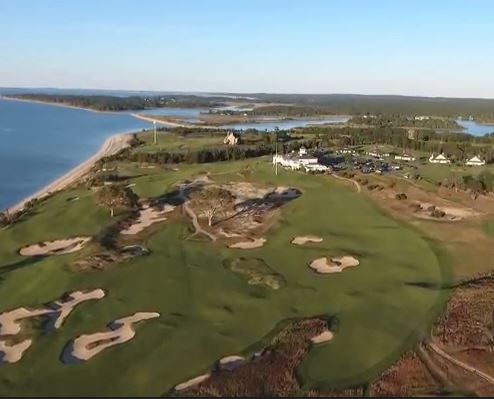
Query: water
xmin=0 ymin=99 xmax=348 ymax=210
xmin=457 ymin=119 xmax=494 ymax=136
xmin=221 ymin=116 xmax=349 ymax=131
xmin=137 ymin=107 xmax=208 ymax=123
xmin=139 ymin=107 xmax=349 ymax=131
xmin=0 ymin=99 xmax=150 ymax=210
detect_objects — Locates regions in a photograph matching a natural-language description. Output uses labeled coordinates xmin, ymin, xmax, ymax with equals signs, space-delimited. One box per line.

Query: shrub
xmin=430 ymin=209 xmax=446 ymax=218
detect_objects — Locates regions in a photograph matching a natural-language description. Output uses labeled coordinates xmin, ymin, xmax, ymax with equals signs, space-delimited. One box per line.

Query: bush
xmin=430 ymin=209 xmax=446 ymax=218
xmin=395 ymin=193 xmax=407 ymax=200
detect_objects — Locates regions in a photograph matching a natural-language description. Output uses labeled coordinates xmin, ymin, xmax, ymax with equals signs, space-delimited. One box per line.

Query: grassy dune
xmin=0 ymin=160 xmax=451 ymax=396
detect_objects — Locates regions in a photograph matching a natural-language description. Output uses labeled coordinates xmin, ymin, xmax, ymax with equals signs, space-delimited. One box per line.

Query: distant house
xmin=395 ymin=154 xmax=416 ymax=162
xmin=465 ymin=155 xmax=485 ymax=166
xmin=429 ymin=153 xmax=451 ymax=164
xmin=223 ymin=131 xmax=240 ymax=145
xmin=272 ymin=147 xmax=327 ymax=172
xmin=414 ymin=116 xmax=430 ymax=121
xmin=336 ymin=148 xmax=356 ymax=155
xmin=366 ymin=150 xmax=390 ymax=159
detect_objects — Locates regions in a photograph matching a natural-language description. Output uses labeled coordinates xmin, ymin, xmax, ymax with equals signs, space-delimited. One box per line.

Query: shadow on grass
xmin=0 ymin=256 xmax=45 ymax=276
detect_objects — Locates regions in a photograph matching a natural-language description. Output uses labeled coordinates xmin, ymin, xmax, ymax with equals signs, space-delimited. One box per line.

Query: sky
xmin=1 ymin=0 xmax=494 ymax=98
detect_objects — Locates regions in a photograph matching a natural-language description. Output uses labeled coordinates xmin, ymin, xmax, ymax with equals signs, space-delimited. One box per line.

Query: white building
xmin=304 ymin=163 xmax=329 ymax=173
xmin=429 ymin=153 xmax=451 ymax=164
xmin=395 ymin=154 xmax=416 ymax=161
xmin=336 ymin=148 xmax=356 ymax=155
xmin=272 ymin=147 xmax=325 ymax=172
xmin=465 ymin=156 xmax=486 ymax=166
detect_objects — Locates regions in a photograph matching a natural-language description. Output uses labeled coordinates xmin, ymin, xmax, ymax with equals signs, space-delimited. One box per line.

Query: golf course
xmin=0 ymin=158 xmax=451 ymax=396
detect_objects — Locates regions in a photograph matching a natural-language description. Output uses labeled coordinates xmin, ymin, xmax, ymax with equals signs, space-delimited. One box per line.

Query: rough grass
xmin=133 ymin=131 xmax=224 ymax=153
xmin=0 ymin=159 xmax=451 ymax=396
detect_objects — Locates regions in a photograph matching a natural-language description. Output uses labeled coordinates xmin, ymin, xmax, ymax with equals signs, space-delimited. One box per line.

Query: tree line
xmin=348 ymin=114 xmax=461 ymax=130
xmin=8 ymin=94 xmax=225 ymax=111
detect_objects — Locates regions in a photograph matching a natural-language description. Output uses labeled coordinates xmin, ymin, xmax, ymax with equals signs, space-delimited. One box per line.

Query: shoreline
xmin=1 ymin=96 xmax=123 ymax=114
xmin=129 ymin=113 xmax=217 ymax=129
xmin=7 ymin=133 xmax=133 ymax=214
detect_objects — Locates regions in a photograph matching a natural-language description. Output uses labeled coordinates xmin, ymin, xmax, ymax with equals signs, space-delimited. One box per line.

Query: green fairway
xmin=0 ymin=159 xmax=451 ymax=396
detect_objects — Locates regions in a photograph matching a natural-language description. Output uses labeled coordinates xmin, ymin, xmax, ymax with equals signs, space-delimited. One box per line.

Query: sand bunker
xmin=67 ymin=312 xmax=159 ymax=361
xmin=0 ymin=339 xmax=32 ymax=363
xmin=310 ymin=329 xmax=334 ymax=344
xmin=174 ymin=373 xmax=211 ymax=392
xmin=19 ymin=237 xmax=91 ymax=256
xmin=49 ymin=289 xmax=105 ymax=329
xmin=228 ymin=238 xmax=266 ymax=249
xmin=291 ymin=236 xmax=323 ymax=245
xmin=218 ymin=228 xmax=241 ymax=238
xmin=218 ymin=355 xmax=245 ymax=371
xmin=0 ymin=289 xmax=106 ymax=363
xmin=121 ymin=204 xmax=175 ymax=235
xmin=309 ymin=256 xmax=360 ymax=274
xmin=0 ymin=307 xmax=52 ymax=336
xmin=413 ymin=202 xmax=480 ymax=221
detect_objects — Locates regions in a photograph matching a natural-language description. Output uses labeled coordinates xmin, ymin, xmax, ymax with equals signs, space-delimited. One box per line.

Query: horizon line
xmin=2 ymin=85 xmax=494 ymax=101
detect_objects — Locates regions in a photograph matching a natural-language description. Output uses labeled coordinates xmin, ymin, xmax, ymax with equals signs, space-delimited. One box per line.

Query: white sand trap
xmin=218 ymin=355 xmax=245 ymax=370
xmin=0 ymin=307 xmax=52 ymax=336
xmin=50 ymin=289 xmax=105 ymax=329
xmin=0 ymin=289 xmax=106 ymax=363
xmin=19 ymin=237 xmax=91 ymax=256
xmin=310 ymin=329 xmax=334 ymax=344
xmin=218 ymin=228 xmax=241 ymax=238
xmin=228 ymin=238 xmax=266 ymax=249
xmin=121 ymin=204 xmax=175 ymax=235
xmin=309 ymin=256 xmax=359 ymax=274
xmin=174 ymin=373 xmax=211 ymax=391
xmin=219 ymin=355 xmax=245 ymax=365
xmin=70 ymin=312 xmax=159 ymax=361
xmin=291 ymin=236 xmax=323 ymax=245
xmin=0 ymin=339 xmax=32 ymax=363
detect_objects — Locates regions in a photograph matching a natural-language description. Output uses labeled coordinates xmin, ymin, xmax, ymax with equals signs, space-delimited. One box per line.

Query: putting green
xmin=0 ymin=159 xmax=451 ymax=396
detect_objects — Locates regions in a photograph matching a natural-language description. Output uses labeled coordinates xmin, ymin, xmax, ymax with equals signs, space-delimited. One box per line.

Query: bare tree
xmin=190 ymin=187 xmax=234 ymax=226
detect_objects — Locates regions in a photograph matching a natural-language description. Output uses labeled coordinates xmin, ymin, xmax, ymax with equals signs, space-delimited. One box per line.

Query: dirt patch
xmin=228 ymin=238 xmax=266 ymax=249
xmin=291 ymin=236 xmax=323 ymax=245
xmin=120 ymin=204 xmax=174 ymax=235
xmin=309 ymin=256 xmax=359 ymax=274
xmin=19 ymin=237 xmax=91 ymax=256
xmin=72 ymin=246 xmax=150 ymax=272
xmin=64 ymin=312 xmax=159 ymax=362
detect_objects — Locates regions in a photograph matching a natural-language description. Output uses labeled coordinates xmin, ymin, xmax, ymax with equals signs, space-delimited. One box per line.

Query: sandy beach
xmin=129 ymin=112 xmax=218 ymax=129
xmin=1 ymin=95 xmax=117 ymax=114
xmin=8 ymin=133 xmax=132 ymax=214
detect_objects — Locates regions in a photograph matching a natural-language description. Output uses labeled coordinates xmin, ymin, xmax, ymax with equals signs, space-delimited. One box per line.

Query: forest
xmin=6 ymin=94 xmax=225 ymax=111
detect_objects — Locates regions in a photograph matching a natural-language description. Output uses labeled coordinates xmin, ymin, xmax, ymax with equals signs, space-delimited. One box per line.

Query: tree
xmin=96 ymin=185 xmax=138 ymax=217
xmin=189 ymin=187 xmax=234 ymax=226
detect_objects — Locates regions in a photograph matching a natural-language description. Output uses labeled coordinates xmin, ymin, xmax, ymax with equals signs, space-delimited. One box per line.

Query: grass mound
xmin=224 ymin=257 xmax=286 ymax=290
